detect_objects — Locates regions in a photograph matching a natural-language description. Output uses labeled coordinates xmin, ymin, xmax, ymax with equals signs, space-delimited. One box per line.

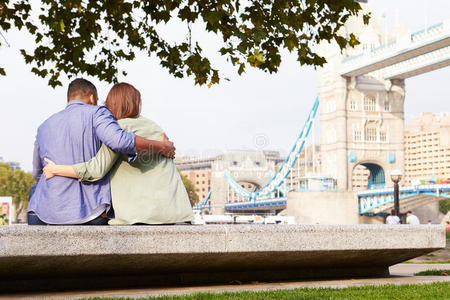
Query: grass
xmin=447 ymin=231 xmax=450 ymax=241
xmin=414 ymin=269 xmax=450 ymax=276
xmin=84 ymin=282 xmax=450 ymax=300
xmin=402 ymin=260 xmax=450 ymax=264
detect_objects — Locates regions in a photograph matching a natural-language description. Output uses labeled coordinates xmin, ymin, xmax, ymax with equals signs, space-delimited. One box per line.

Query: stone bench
xmin=0 ymin=224 xmax=445 ymax=292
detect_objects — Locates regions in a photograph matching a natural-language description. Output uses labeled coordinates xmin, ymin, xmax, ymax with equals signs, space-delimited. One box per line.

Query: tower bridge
xmin=193 ymin=6 xmax=450 ymax=223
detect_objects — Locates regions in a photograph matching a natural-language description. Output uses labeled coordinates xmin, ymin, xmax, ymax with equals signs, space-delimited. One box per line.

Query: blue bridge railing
xmin=358 ymin=184 xmax=450 ymax=215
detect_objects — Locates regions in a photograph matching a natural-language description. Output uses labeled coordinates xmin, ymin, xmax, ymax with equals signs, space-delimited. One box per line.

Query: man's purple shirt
xmin=29 ymin=100 xmax=137 ymax=224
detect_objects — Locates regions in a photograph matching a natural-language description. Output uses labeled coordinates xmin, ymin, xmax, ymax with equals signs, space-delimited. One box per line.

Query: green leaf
xmin=335 ymin=36 xmax=347 ymax=49
xmin=238 ymin=63 xmax=245 ymax=75
xmin=252 ymin=30 xmax=267 ymax=43
xmin=363 ymin=13 xmax=371 ymax=25
xmin=349 ymin=33 xmax=360 ymax=47
xmin=203 ymin=11 xmax=222 ymax=26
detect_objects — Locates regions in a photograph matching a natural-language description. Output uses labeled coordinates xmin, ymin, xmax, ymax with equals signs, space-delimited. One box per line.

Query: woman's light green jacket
xmin=73 ymin=116 xmax=194 ymax=225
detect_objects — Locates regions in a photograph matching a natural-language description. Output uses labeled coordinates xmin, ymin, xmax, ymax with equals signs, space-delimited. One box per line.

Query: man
xmin=28 ymin=78 xmax=175 ymax=225
xmin=406 ymin=211 xmax=420 ymax=225
xmin=386 ymin=209 xmax=401 ymax=225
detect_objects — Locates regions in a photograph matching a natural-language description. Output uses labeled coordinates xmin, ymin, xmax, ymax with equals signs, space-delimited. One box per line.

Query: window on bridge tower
xmin=349 ymin=100 xmax=357 ymax=111
xmin=354 ymin=130 xmax=362 ymax=142
xmin=364 ymin=96 xmax=376 ymax=112
xmin=380 ymin=131 xmax=387 ymax=142
xmin=365 ymin=127 xmax=377 ymax=142
xmin=384 ymin=100 xmax=391 ymax=112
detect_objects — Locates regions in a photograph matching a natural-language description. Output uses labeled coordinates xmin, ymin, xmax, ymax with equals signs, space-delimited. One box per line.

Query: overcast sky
xmin=1 ymin=0 xmax=449 ymax=172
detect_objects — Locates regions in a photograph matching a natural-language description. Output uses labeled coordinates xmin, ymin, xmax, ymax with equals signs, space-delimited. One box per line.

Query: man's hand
xmin=159 ymin=132 xmax=175 ymax=159
xmin=160 ymin=140 xmax=176 ymax=159
xmin=135 ymin=135 xmax=175 ymax=159
xmin=43 ymin=158 xmax=57 ymax=180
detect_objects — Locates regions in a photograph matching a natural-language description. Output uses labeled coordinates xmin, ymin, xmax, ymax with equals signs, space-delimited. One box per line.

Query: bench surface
xmin=0 ymin=224 xmax=445 ymax=292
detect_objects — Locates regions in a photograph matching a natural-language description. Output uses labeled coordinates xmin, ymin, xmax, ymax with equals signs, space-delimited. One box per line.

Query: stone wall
xmin=286 ymin=191 xmax=359 ymax=224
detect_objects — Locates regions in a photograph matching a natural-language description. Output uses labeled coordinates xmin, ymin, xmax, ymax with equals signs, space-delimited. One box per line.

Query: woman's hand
xmin=160 ymin=132 xmax=169 ymax=142
xmin=42 ymin=158 xmax=80 ymax=180
xmin=43 ymin=158 xmax=57 ymax=180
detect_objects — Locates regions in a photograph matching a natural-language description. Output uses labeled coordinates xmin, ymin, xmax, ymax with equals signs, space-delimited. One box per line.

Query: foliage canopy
xmin=1 ymin=0 xmax=367 ymax=87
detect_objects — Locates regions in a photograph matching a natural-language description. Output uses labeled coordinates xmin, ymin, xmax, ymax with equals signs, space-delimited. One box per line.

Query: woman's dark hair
xmin=105 ymin=82 xmax=142 ymax=120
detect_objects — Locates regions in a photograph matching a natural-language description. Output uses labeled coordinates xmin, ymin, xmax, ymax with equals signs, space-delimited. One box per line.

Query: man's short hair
xmin=67 ymin=78 xmax=98 ymax=103
xmin=407 ymin=211 xmax=412 ymax=214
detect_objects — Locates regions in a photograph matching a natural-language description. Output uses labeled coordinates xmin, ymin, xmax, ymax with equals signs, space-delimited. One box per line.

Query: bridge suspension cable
xmin=224 ymin=97 xmax=319 ymax=200
xmin=195 ymin=190 xmax=212 ymax=210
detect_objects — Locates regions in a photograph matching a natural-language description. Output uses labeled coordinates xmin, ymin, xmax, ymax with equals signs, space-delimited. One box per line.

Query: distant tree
xmin=0 ymin=163 xmax=35 ymax=222
xmin=0 ymin=0 xmax=367 ymax=87
xmin=178 ymin=169 xmax=199 ymax=207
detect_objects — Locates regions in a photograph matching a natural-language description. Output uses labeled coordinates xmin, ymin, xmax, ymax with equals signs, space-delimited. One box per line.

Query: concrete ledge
xmin=0 ymin=224 xmax=446 ymax=292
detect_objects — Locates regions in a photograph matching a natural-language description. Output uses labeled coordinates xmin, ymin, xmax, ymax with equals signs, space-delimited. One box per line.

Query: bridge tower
xmin=317 ymin=9 xmax=405 ymax=191
xmin=210 ymin=150 xmax=275 ymax=214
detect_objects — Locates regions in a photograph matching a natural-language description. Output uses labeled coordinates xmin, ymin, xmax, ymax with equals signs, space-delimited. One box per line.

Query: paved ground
xmin=2 ymin=264 xmax=449 ymax=300
xmin=408 ymin=239 xmax=450 ymax=263
xmin=390 ymin=263 xmax=450 ymax=276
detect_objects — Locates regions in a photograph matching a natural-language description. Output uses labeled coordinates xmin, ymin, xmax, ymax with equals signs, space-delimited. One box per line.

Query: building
xmin=0 ymin=157 xmax=21 ymax=171
xmin=404 ymin=112 xmax=450 ymax=185
xmin=175 ymin=151 xmax=285 ymax=205
xmin=282 ymin=145 xmax=322 ymax=190
xmin=175 ymin=157 xmax=215 ymax=202
xmin=8 ymin=162 xmax=21 ymax=171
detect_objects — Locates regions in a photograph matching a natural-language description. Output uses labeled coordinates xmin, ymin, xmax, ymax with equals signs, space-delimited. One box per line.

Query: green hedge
xmin=439 ymin=199 xmax=450 ymax=214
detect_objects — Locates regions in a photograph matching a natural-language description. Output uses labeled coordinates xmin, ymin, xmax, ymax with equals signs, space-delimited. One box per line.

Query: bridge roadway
xmin=340 ymin=20 xmax=450 ymax=78
xmin=0 ymin=224 xmax=445 ymax=293
xmin=225 ymin=196 xmax=287 ymax=212
xmin=383 ymin=45 xmax=450 ymax=79
xmin=222 ymin=184 xmax=450 ymax=215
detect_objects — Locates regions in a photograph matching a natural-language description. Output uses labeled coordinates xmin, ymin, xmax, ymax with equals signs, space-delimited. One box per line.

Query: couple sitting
xmin=28 ymin=79 xmax=194 ymax=225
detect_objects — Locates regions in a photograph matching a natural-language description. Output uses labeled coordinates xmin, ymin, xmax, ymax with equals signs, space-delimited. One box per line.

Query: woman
xmin=43 ymin=82 xmax=194 ymax=225
xmin=385 ymin=209 xmax=400 ymax=225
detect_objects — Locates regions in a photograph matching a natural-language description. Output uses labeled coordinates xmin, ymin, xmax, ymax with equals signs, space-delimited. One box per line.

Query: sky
xmin=1 ymin=0 xmax=449 ymax=172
